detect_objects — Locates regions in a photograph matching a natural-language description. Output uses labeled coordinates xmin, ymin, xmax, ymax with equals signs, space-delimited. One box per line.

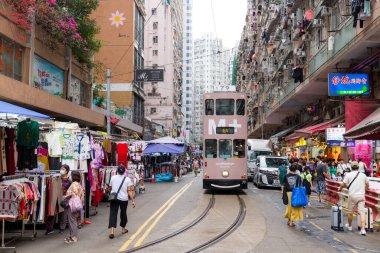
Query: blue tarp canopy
xmin=0 ymin=101 xmax=50 ymax=119
xmin=143 ymin=143 xmax=184 ymax=154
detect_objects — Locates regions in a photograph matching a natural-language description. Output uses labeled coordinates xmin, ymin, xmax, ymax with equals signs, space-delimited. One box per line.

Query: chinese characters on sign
xmin=326 ymin=127 xmax=351 ymax=147
xmin=33 ymin=55 xmax=64 ymax=97
xmin=328 ymin=73 xmax=369 ymax=96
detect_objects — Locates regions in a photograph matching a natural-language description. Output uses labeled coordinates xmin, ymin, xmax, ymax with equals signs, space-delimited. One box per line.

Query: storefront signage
xmin=326 ymin=128 xmax=345 ymax=147
xmin=328 ymin=73 xmax=369 ymax=96
xmin=33 ymin=55 xmax=64 ymax=97
xmin=134 ymin=69 xmax=164 ymax=82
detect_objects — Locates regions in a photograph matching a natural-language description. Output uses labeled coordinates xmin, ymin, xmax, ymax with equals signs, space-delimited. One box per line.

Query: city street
xmin=10 ymin=174 xmax=380 ymax=253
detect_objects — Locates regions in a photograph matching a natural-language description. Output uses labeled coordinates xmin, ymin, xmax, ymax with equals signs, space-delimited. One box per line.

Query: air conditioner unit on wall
xmin=313 ymin=19 xmax=323 ymax=27
xmin=286 ymin=59 xmax=293 ymax=64
xmin=321 ymin=6 xmax=330 ymax=17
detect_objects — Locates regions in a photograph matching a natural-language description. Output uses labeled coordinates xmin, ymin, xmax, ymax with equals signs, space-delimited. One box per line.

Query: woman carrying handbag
xmin=283 ymin=165 xmax=304 ymax=227
xmin=108 ymin=165 xmax=136 ymax=239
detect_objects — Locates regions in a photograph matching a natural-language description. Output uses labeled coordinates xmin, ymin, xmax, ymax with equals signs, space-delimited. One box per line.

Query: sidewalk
xmin=301 ymin=194 xmax=380 ymax=253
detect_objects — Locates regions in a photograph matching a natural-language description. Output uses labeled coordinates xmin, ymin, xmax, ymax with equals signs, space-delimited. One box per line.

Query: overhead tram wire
xmin=112 ymin=46 xmax=236 ymax=79
xmin=111 ymin=0 xmax=163 ymax=74
xmin=210 ymin=0 xmax=220 ymax=53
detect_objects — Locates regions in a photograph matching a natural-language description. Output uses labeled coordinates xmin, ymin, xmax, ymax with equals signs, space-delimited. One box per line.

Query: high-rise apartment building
xmin=193 ymin=33 xmax=231 ymax=144
xmin=182 ymin=0 xmax=193 ymax=143
xmin=144 ymin=0 xmax=183 ymax=138
xmin=93 ymin=0 xmax=145 ymax=131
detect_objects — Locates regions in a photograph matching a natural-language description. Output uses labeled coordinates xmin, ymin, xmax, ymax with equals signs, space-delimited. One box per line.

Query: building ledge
xmin=0 ymin=74 xmax=105 ymax=127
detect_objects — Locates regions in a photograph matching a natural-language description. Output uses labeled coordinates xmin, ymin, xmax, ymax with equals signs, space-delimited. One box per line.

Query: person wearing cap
xmin=108 ymin=165 xmax=136 ymax=239
xmin=339 ymin=161 xmax=369 ymax=236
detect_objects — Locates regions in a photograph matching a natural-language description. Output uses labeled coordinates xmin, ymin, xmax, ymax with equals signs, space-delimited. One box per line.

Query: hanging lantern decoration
xmin=306 ymin=105 xmax=315 ymax=114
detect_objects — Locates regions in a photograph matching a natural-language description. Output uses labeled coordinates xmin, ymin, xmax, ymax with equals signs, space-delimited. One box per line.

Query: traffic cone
xmin=151 ymin=173 xmax=155 ymax=183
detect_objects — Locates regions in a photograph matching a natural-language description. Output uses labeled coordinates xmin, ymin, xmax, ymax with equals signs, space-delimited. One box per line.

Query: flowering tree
xmin=6 ymin=0 xmax=100 ymax=66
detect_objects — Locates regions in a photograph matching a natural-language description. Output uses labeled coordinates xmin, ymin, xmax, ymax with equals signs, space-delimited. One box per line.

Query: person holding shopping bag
xmin=283 ymin=164 xmax=304 ymax=227
xmin=63 ymin=171 xmax=84 ymax=243
xmin=108 ymin=165 xmax=136 ymax=239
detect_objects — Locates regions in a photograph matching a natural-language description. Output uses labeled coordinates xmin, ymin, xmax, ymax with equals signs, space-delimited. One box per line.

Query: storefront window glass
xmin=0 ymin=36 xmax=23 ymax=81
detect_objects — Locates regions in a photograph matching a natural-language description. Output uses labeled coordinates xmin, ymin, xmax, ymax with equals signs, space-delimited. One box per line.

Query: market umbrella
xmin=193 ymin=149 xmax=202 ymax=154
xmin=0 ymin=101 xmax=50 ymax=119
xmin=143 ymin=143 xmax=185 ymax=154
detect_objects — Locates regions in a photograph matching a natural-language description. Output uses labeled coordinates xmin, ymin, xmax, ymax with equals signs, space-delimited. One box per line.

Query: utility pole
xmin=107 ymin=68 xmax=111 ymax=135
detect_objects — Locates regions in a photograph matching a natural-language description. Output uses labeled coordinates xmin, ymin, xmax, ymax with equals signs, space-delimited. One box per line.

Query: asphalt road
xmin=8 ymin=174 xmax=380 ymax=253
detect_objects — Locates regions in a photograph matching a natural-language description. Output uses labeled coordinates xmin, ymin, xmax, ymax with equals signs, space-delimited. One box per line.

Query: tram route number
xmin=216 ymin=127 xmax=234 ymax=134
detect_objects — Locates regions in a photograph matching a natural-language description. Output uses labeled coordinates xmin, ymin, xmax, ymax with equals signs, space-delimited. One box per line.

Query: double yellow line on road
xmin=118 ymin=181 xmax=193 ymax=252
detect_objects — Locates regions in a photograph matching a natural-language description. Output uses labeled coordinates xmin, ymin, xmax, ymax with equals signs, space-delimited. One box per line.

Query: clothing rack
xmin=0 ymin=177 xmax=38 ymax=252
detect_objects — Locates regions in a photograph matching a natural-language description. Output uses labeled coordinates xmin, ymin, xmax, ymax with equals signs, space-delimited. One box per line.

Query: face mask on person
xmin=60 ymin=170 xmax=66 ymax=175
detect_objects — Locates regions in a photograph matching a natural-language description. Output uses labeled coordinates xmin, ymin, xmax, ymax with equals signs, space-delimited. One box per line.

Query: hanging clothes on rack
xmin=5 ymin=128 xmax=17 ymax=175
xmin=16 ymin=119 xmax=39 ymax=170
xmin=37 ymin=142 xmax=49 ymax=171
xmin=117 ymin=143 xmax=128 ymax=166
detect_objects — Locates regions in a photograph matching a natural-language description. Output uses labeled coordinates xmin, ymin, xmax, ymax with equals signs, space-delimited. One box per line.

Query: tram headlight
xmin=222 ymin=170 xmax=229 ymax=178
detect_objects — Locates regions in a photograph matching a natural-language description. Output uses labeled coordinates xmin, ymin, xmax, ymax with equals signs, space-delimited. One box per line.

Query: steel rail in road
xmin=123 ymin=194 xmax=215 ymax=253
xmin=186 ymin=194 xmax=246 ymax=253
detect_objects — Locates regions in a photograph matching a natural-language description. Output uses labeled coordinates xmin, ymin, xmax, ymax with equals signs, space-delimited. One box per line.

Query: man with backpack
xmin=339 ymin=161 xmax=369 ymax=236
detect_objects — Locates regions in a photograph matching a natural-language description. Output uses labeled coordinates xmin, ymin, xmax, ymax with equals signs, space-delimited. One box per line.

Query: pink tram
xmin=202 ymin=92 xmax=248 ymax=190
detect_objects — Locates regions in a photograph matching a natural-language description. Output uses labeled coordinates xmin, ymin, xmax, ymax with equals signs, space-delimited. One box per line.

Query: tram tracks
xmin=123 ymin=194 xmax=246 ymax=253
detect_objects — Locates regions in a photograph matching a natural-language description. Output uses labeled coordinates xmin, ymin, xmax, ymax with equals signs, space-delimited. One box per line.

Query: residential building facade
xmin=182 ymin=0 xmax=193 ymax=143
xmin=144 ymin=0 xmax=183 ymax=138
xmin=237 ymin=0 xmax=380 ymax=144
xmin=0 ymin=2 xmax=104 ymax=127
xmin=193 ymin=33 xmax=231 ymax=144
xmin=93 ymin=0 xmax=145 ymax=132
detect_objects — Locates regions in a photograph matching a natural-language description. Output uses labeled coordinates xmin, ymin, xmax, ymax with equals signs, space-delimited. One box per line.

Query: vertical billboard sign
xmin=33 ymin=55 xmax=64 ymax=97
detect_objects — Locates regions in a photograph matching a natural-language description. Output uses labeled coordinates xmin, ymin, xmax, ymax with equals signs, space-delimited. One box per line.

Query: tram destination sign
xmin=216 ymin=127 xmax=235 ymax=134
xmin=328 ymin=73 xmax=369 ymax=96
xmin=135 ymin=69 xmax=164 ymax=82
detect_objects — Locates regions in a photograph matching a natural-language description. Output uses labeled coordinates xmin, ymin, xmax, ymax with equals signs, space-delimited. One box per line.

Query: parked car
xmin=253 ymin=156 xmax=288 ymax=188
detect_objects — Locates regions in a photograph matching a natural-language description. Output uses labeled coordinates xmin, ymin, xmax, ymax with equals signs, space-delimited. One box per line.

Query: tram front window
xmin=219 ymin=139 xmax=232 ymax=159
xmin=205 ymin=139 xmax=217 ymax=158
xmin=216 ymin=99 xmax=234 ymax=115
xmin=233 ymin=139 xmax=245 ymax=158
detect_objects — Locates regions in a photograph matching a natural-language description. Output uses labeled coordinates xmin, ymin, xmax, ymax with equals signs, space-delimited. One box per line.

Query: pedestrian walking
xmin=284 ymin=165 xmax=303 ymax=227
xmin=45 ymin=164 xmax=72 ymax=235
xmin=63 ymin=171 xmax=84 ymax=243
xmin=279 ymin=160 xmax=287 ymax=192
xmin=301 ymin=166 xmax=312 ymax=206
xmin=316 ymin=156 xmax=330 ymax=203
xmin=358 ymin=158 xmax=369 ymax=176
xmin=108 ymin=165 xmax=136 ymax=239
xmin=339 ymin=161 xmax=369 ymax=235
xmin=193 ymin=158 xmax=199 ymax=177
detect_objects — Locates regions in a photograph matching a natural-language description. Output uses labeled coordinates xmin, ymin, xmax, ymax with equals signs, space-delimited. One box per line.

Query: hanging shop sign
xmin=328 ymin=73 xmax=369 ymax=96
xmin=33 ymin=55 xmax=64 ymax=97
xmin=326 ymin=127 xmax=345 ymax=146
xmin=134 ymin=69 xmax=164 ymax=82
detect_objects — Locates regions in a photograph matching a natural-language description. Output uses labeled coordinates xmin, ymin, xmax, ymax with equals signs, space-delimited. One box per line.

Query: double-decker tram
xmin=202 ymin=91 xmax=248 ymax=190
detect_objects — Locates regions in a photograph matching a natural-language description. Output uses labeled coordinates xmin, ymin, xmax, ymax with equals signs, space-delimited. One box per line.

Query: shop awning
xmin=0 ymin=101 xmax=50 ymax=119
xmin=294 ymin=115 xmax=345 ymax=138
xmin=270 ymin=126 xmax=298 ymax=139
xmin=344 ymin=107 xmax=380 ymax=140
xmin=146 ymin=136 xmax=184 ymax=144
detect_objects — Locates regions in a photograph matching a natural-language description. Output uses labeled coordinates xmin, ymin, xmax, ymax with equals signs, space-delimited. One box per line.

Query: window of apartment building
xmin=153 ymin=22 xmax=158 ymax=30
xmin=0 ymin=36 xmax=23 ymax=81
xmin=69 ymin=75 xmax=89 ymax=107
xmin=150 ymin=107 xmax=156 ymax=114
xmin=152 ymin=8 xmax=157 ymax=15
xmin=153 ymin=50 xmax=158 ymax=56
xmin=135 ymin=6 xmax=144 ymax=49
xmin=153 ymin=36 xmax=158 ymax=44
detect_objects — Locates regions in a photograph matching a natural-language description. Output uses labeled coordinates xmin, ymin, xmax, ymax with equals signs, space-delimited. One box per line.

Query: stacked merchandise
xmin=129 ymin=142 xmax=144 ymax=162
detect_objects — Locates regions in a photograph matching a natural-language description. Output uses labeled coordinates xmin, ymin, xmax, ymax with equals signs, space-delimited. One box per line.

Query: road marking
xmin=333 ymin=237 xmax=342 ymax=243
xmin=118 ymin=181 xmax=193 ymax=252
xmin=309 ymin=221 xmax=324 ymax=231
xmin=133 ymin=182 xmax=192 ymax=247
xmin=348 ymin=249 xmax=359 ymax=253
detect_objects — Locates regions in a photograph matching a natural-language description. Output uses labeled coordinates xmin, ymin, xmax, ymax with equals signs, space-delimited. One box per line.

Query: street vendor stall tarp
xmin=143 ymin=143 xmax=185 ymax=154
xmin=0 ymin=101 xmax=51 ymax=119
xmin=146 ymin=136 xmax=184 ymax=144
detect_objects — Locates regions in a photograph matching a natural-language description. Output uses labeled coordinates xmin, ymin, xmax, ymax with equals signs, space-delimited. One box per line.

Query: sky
xmin=192 ymin=0 xmax=247 ymax=49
